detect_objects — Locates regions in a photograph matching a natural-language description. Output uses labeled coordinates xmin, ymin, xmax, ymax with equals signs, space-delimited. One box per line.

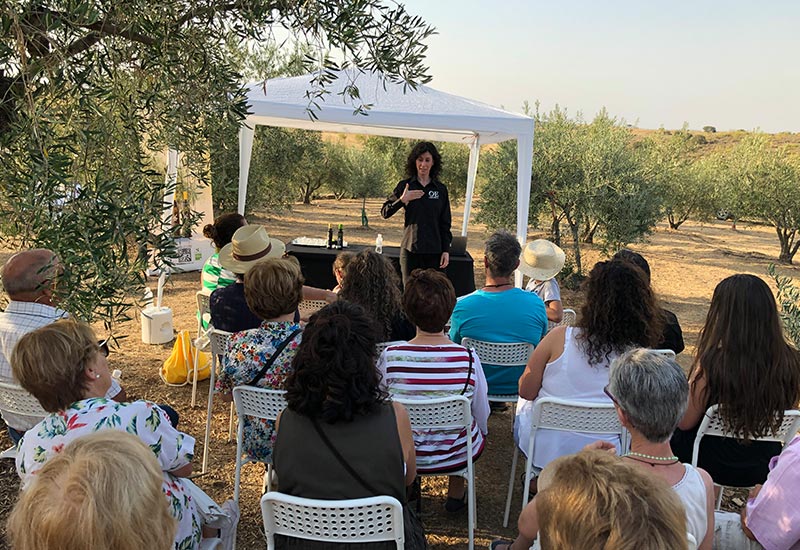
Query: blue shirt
xmin=449 ymin=288 xmax=548 ymax=395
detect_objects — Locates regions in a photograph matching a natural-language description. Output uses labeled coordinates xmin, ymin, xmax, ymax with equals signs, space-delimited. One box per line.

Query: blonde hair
xmin=244 ymin=256 xmax=304 ymax=319
xmin=11 ymin=319 xmax=99 ymax=412
xmin=333 ymin=251 xmax=355 ymax=278
xmin=8 ymin=431 xmax=176 ymax=550
xmin=536 ymin=450 xmax=688 ymax=550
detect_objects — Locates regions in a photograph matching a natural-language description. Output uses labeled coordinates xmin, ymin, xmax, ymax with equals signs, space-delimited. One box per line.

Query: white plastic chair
xmin=396 ymin=395 xmax=476 ymax=550
xmin=652 ymin=348 xmax=676 ymax=359
xmin=376 ymin=340 xmax=405 ymax=358
xmin=504 ymin=397 xmax=625 ymax=527
xmin=196 ymin=290 xmax=211 ymax=337
xmin=0 ymin=381 xmax=47 ymax=460
xmin=261 ymin=492 xmax=405 ymax=550
xmin=191 ymin=290 xmax=213 ymax=408
xmin=201 ymin=329 xmax=234 ymax=474
xmin=691 ymin=405 xmax=800 ymax=508
xmin=232 ymin=386 xmax=288 ymax=505
xmin=298 ymin=299 xmax=328 ymax=320
xmin=547 ymin=307 xmax=576 ymax=332
xmin=687 ymin=532 xmax=698 ymax=550
xmin=460 ymin=338 xmax=534 ymax=404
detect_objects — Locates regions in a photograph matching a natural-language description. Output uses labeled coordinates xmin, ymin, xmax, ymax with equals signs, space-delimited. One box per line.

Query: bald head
xmin=2 ymin=249 xmax=59 ymax=302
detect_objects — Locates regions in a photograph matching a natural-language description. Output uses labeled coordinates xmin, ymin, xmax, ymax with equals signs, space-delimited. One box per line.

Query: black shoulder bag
xmin=310 ymin=417 xmax=428 ymax=550
xmin=245 ymin=328 xmax=302 ymax=387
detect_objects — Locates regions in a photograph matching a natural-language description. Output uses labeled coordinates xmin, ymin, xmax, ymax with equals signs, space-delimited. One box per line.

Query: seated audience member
xmin=519 ymin=239 xmax=565 ymax=324
xmin=274 ymin=301 xmax=419 ymax=549
xmin=380 ymin=269 xmax=489 ymax=512
xmin=612 ymin=248 xmax=685 ymax=354
xmin=201 ymin=212 xmax=247 ymax=294
xmin=8 ymin=431 xmax=177 ymax=550
xmin=12 ymin=319 xmax=236 ymax=550
xmin=216 ymin=257 xmax=303 ymax=463
xmin=494 ymin=450 xmax=689 ymax=550
xmin=515 ymin=260 xmax=663 ymax=480
xmin=0 ymin=249 xmax=125 ymax=444
xmin=607 ymin=348 xmax=714 ymax=549
xmin=450 ymin=231 xmax=548 ymax=397
xmin=331 ymin=251 xmax=354 ymax=294
xmin=714 ymin=435 xmax=800 ymax=550
xmin=339 ymin=250 xmax=414 ymax=342
xmin=671 ymin=274 xmax=800 ymax=487
xmin=211 ymin=225 xmax=335 ymax=333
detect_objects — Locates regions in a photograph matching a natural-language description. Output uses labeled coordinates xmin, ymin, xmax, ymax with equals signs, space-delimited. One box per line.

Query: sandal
xmin=490 ymin=540 xmax=514 ymax=550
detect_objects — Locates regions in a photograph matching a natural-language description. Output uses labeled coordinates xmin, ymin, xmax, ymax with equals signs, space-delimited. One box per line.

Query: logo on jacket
xmin=428 ymin=190 xmax=439 ymax=199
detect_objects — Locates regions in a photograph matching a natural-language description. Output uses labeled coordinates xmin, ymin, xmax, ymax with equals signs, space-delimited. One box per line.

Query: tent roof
xmin=243 ymin=70 xmax=533 ymax=144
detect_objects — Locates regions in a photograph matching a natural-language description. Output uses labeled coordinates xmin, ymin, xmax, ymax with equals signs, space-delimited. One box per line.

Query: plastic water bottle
xmin=375 ymin=234 xmax=383 ymax=254
xmin=112 ymin=369 xmax=122 ymax=381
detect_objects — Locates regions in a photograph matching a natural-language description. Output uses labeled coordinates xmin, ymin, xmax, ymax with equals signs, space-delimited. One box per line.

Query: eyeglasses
xmin=97 ymin=340 xmax=110 ymax=357
xmin=603 ymin=384 xmax=618 ymax=406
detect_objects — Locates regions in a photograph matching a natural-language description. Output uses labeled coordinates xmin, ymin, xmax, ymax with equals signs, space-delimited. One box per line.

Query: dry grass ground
xmin=1 ymin=198 xmax=799 ymax=549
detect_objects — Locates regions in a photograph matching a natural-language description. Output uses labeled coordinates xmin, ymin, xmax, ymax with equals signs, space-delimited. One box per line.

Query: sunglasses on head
xmin=603 ymin=384 xmax=618 ymax=405
xmin=97 ymin=340 xmax=110 ymax=357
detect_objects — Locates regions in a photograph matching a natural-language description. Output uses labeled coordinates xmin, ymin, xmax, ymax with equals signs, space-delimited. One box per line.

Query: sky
xmin=399 ymin=0 xmax=800 ymax=133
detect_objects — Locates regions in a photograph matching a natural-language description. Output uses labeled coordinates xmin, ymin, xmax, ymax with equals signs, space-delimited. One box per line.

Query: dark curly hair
xmin=578 ymin=260 xmax=663 ymax=365
xmin=691 ymin=274 xmax=800 ymax=439
xmin=285 ymin=301 xmax=387 ymax=424
xmin=405 ymin=141 xmax=442 ymax=181
xmin=202 ymin=213 xmax=246 ymax=250
xmin=339 ymin=250 xmax=403 ymax=341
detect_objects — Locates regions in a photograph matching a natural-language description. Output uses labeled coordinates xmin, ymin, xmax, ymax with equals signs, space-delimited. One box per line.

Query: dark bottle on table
xmin=337 ymin=224 xmax=344 ymax=249
xmin=327 ymin=223 xmax=333 ymax=249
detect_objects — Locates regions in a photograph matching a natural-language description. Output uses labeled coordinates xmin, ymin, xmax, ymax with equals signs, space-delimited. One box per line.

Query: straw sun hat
xmin=218 ymin=225 xmax=286 ymax=274
xmin=518 ymin=239 xmax=565 ymax=281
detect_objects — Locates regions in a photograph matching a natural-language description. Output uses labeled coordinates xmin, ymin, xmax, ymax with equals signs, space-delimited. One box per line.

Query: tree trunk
xmin=569 ymin=219 xmax=582 ymax=274
xmin=777 ymin=226 xmax=798 ymax=264
xmin=547 ymin=195 xmax=561 ymax=247
xmin=668 ymin=213 xmax=685 ymax=230
xmin=582 ymin=220 xmax=600 ymax=244
xmin=361 ymin=197 xmax=369 ymax=228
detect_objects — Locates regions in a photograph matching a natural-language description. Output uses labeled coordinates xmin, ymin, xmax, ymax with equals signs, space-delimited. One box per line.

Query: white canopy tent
xmin=237 ymin=70 xmax=534 ymax=282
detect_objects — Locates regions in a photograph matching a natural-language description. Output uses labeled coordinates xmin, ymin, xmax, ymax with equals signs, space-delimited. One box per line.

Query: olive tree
xmin=0 ymin=0 xmax=434 ymax=329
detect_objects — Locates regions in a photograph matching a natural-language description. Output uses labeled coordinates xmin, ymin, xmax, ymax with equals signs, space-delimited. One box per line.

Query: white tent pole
xmin=460 ymin=137 xmax=481 ymax=237
xmin=514 ymin=131 xmax=534 ymax=287
xmin=237 ymin=123 xmax=255 ymax=215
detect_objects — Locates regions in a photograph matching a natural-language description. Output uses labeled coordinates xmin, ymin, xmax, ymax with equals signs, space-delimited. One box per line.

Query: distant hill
xmin=630 ymin=128 xmax=800 ymax=156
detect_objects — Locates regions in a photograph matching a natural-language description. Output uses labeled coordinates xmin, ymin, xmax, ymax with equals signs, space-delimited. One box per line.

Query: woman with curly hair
xmin=514 ymin=260 xmax=664 ymax=481
xmin=381 ymin=141 xmax=452 ymax=283
xmin=671 ymin=274 xmax=800 ymax=487
xmin=273 ymin=300 xmax=418 ymax=549
xmin=338 ymin=250 xmax=414 ymax=342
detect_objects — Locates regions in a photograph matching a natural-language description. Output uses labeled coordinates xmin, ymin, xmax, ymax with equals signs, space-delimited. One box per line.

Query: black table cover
xmin=286 ymin=244 xmax=476 ymax=297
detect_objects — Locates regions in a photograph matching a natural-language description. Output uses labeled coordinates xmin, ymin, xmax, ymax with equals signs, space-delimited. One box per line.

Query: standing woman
xmin=381 ymin=142 xmax=452 ymax=284
xmin=671 ymin=274 xmax=800 ymax=487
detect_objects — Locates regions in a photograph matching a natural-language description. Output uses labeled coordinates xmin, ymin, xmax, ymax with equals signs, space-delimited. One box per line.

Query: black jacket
xmin=381 ymin=177 xmax=452 ymax=254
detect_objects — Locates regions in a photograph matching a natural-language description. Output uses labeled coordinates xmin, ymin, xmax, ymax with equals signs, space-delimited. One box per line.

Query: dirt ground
xmin=1 ymin=198 xmax=798 ymax=549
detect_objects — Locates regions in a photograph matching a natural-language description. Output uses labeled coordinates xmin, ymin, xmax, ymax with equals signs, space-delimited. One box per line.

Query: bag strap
xmin=461 ymin=348 xmax=473 ymax=395
xmin=311 ymin=418 xmax=379 ymax=495
xmin=245 ymin=327 xmax=302 ymax=387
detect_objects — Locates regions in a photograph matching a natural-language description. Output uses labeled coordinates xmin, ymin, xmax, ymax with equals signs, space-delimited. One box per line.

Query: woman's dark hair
xmin=578 ymin=260 xmax=663 ymax=365
xmin=285 ymin=301 xmax=386 ymax=423
xmin=339 ymin=250 xmax=403 ymax=341
xmin=403 ymin=269 xmax=456 ymax=333
xmin=202 ymin=213 xmax=246 ymax=250
xmin=612 ymin=249 xmax=651 ymax=283
xmin=691 ymin=274 xmax=800 ymax=439
xmin=405 ymin=141 xmax=442 ymax=181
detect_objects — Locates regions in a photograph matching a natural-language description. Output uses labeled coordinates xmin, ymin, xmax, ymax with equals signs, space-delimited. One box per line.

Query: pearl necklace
xmin=622 ymin=451 xmax=679 ymax=467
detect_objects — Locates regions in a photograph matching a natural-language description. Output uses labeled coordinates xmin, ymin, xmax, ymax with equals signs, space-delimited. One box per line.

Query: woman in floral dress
xmin=12 ymin=320 xmax=207 ymax=550
xmin=216 ymin=256 xmax=304 ymax=463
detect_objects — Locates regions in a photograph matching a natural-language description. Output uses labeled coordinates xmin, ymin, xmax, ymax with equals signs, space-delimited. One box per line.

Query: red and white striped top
xmin=378 ymin=343 xmax=490 ymax=473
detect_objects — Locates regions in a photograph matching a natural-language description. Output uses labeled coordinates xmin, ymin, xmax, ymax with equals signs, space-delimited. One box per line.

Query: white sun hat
xmin=518 ymin=239 xmax=565 ymax=281
xmin=218 ymin=225 xmax=285 ymax=275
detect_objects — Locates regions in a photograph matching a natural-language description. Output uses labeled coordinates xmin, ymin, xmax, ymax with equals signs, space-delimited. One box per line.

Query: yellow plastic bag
xmin=160 ymin=330 xmax=211 ymax=386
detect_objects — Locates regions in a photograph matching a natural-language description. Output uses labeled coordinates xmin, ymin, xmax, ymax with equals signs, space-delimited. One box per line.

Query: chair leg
xmin=466 ymin=470 xmax=475 ymax=550
xmin=715 ymin=484 xmax=725 ymax=510
xmin=191 ymin=345 xmax=200 ymax=407
xmin=201 ymin=355 xmax=217 ymax=474
xmin=503 ymin=445 xmax=519 ymax=528
xmin=227 ymin=402 xmax=235 ymax=442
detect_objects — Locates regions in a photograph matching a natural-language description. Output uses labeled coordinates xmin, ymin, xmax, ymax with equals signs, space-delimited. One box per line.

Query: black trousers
xmin=399 ymin=249 xmax=442 ymax=285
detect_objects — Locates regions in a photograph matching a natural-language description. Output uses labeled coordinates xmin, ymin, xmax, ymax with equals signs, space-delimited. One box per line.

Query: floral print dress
xmin=216 ymin=320 xmax=302 ymax=463
xmin=16 ymin=398 xmax=201 ymax=550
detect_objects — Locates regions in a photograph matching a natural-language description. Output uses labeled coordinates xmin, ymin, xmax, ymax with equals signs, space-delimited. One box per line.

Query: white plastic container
xmin=375 ymin=234 xmax=383 ymax=254
xmin=140 ymin=306 xmax=174 ymax=344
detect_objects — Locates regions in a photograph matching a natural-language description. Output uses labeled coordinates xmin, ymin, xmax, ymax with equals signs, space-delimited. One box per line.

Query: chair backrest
xmin=376 ymin=341 xmax=406 ymax=357
xmin=196 ymin=291 xmax=211 ymax=317
xmin=0 ymin=381 xmax=47 ymax=422
xmin=691 ymin=405 xmax=800 ymax=468
xmin=261 ymin=492 xmax=405 ymax=550
xmin=298 ymin=300 xmax=328 ymax=316
xmin=395 ymin=395 xmax=472 ymax=432
xmin=460 ymin=338 xmax=534 ymax=367
xmin=687 ymin=532 xmax=698 ymax=550
xmin=532 ymin=397 xmax=622 ymax=436
xmin=558 ymin=308 xmax=577 ymax=327
xmin=209 ymin=329 xmax=234 ymax=357
xmin=232 ymin=386 xmax=288 ymax=423
xmin=651 ymin=348 xmax=676 ymax=359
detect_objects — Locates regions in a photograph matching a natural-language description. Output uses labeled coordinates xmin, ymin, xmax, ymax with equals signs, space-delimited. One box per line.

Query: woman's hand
xmin=439 ymin=252 xmax=450 ymax=269
xmin=400 ymin=183 xmax=424 ymax=205
xmin=583 ymin=440 xmax=617 ymax=454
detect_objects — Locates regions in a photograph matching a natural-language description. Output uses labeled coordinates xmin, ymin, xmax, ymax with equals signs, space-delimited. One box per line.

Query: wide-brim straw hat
xmin=518 ymin=239 xmax=565 ymax=281
xmin=218 ymin=225 xmax=285 ymax=274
